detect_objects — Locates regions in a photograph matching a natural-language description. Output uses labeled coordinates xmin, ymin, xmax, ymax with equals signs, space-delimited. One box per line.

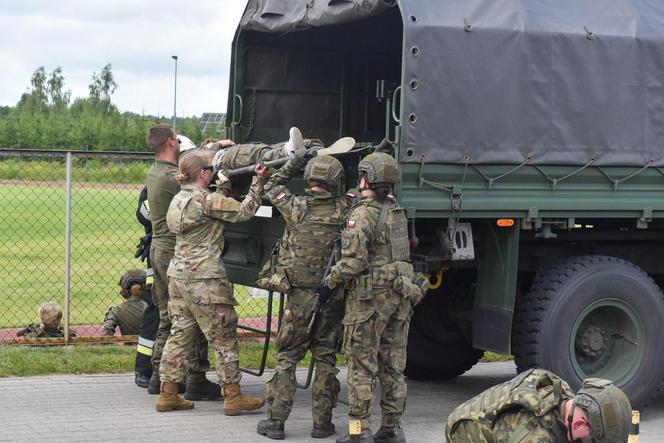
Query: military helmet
xmin=118 ymin=269 xmax=146 ymax=291
xmin=38 ymin=301 xmax=62 ymax=324
xmin=358 ymin=152 xmax=399 ymax=184
xmin=304 ymin=154 xmax=344 ymax=187
xmin=568 ymin=378 xmax=631 ymax=443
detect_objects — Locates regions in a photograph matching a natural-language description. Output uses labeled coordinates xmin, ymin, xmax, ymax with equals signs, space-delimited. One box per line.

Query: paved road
xmin=0 ymin=362 xmax=661 ymax=442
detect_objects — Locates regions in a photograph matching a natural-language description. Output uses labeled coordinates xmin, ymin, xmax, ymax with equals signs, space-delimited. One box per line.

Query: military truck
xmin=223 ymin=0 xmax=664 ymax=407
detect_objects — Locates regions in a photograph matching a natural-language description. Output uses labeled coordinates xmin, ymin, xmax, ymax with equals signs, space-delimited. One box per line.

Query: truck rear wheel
xmin=405 ymin=281 xmax=484 ymax=381
xmin=512 ymin=255 xmax=664 ymax=407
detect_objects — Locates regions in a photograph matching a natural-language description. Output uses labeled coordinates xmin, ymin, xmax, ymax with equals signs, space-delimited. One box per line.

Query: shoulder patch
xmin=211 ymin=194 xmax=224 ymax=210
xmin=276 ymin=191 xmax=286 ymax=200
xmin=347 ymin=220 xmax=356 ymax=228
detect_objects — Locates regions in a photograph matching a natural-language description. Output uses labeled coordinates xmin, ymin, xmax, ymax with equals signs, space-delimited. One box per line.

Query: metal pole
xmin=64 ymin=152 xmax=72 ymax=343
xmin=172 ymin=55 xmax=178 ymax=131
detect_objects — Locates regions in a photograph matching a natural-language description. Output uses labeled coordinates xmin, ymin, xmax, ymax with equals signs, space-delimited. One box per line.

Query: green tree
xmin=47 ymin=67 xmax=71 ymax=110
xmin=89 ymin=63 xmax=118 ymax=114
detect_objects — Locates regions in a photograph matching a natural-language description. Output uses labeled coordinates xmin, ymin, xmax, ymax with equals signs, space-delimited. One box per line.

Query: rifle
xmin=16 ymin=324 xmax=38 ymax=337
xmin=306 ymin=236 xmax=341 ymax=334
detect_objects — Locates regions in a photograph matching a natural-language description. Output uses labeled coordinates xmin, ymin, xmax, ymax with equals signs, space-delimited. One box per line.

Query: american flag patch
xmin=276 ymin=191 xmax=286 ymax=200
xmin=347 ymin=220 xmax=356 ymax=228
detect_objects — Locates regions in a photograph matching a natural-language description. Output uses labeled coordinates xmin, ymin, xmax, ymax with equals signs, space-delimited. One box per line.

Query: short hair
xmin=175 ymin=149 xmax=213 ymax=184
xmin=146 ymin=124 xmax=175 ymax=154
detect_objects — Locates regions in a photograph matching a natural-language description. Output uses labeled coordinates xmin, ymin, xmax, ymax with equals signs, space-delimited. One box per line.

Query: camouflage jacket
xmin=264 ymin=155 xmax=347 ymax=288
xmin=166 ymin=179 xmax=263 ymax=282
xmin=446 ymin=369 xmax=575 ymax=443
xmin=17 ymin=323 xmax=76 ymax=339
xmin=325 ymin=196 xmax=411 ymax=290
xmin=100 ymin=298 xmax=147 ymax=336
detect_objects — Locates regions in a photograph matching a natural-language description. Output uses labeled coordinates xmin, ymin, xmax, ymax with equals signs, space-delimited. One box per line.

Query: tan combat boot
xmin=155 ymin=382 xmax=195 ymax=412
xmin=222 ymin=383 xmax=265 ymax=416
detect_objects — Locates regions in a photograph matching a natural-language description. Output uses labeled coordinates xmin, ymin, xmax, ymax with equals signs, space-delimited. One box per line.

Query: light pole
xmin=171 ymin=55 xmax=178 ymax=131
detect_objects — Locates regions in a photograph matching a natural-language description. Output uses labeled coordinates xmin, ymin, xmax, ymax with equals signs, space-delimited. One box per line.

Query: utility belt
xmin=356 ymin=262 xmax=428 ymax=306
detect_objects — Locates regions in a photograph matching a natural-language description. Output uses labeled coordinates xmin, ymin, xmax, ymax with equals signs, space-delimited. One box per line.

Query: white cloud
xmin=0 ymin=0 xmax=246 ymax=116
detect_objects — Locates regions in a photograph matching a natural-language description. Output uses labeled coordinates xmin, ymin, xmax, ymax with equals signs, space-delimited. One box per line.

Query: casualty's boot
xmin=336 ymin=429 xmax=374 ymax=443
xmin=184 ymin=372 xmax=222 ymax=401
xmin=256 ymin=418 xmax=285 ymax=440
xmin=155 ymin=382 xmax=195 ymax=412
xmin=374 ymin=426 xmax=406 ymax=443
xmin=223 ymin=383 xmax=265 ymax=416
xmin=311 ymin=421 xmax=335 ymax=439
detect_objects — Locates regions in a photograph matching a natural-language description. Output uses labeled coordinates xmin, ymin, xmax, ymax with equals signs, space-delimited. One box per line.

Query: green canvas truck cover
xmin=236 ymin=0 xmax=664 ymax=166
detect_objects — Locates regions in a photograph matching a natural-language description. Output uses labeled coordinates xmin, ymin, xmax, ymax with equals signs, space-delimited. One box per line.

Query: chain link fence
xmin=0 ymin=149 xmax=277 ymax=344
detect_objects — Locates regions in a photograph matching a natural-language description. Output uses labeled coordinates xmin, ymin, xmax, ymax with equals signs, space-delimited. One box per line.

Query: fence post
xmin=64 ymin=152 xmax=72 ymax=343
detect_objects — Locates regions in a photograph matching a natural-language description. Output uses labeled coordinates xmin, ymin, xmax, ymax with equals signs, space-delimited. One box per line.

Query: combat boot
xmin=336 ymin=429 xmax=374 ymax=443
xmin=256 ymin=418 xmax=285 ymax=440
xmin=184 ymin=372 xmax=222 ymax=401
xmin=222 ymin=383 xmax=265 ymax=416
xmin=148 ymin=373 xmax=184 ymax=394
xmin=311 ymin=421 xmax=335 ymax=438
xmin=155 ymin=382 xmax=194 ymax=412
xmin=374 ymin=426 xmax=405 ymax=443
xmin=135 ymin=372 xmax=150 ymax=389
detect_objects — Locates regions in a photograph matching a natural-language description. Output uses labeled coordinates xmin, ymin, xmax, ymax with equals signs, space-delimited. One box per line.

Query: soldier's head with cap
xmin=304 ymin=154 xmax=345 ymax=195
xmin=118 ymin=269 xmax=146 ymax=300
xmin=563 ymin=378 xmax=631 ymax=442
xmin=357 ymin=152 xmax=399 ymax=202
xmin=38 ymin=301 xmax=63 ymax=327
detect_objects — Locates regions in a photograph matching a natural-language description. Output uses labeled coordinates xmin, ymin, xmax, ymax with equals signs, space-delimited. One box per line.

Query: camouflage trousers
xmin=219 ymin=139 xmax=323 ymax=170
xmin=160 ymin=278 xmax=242 ymax=385
xmin=150 ymin=245 xmax=210 ymax=377
xmin=343 ymin=284 xmax=411 ymax=429
xmin=266 ymin=287 xmax=344 ymax=424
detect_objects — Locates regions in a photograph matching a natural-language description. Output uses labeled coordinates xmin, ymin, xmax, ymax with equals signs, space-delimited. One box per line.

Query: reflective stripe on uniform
xmin=140 ymin=202 xmax=151 ymax=221
xmin=146 ymin=267 xmax=154 ymax=285
xmin=138 ymin=336 xmax=155 ymax=348
xmin=136 ymin=344 xmax=153 ymax=356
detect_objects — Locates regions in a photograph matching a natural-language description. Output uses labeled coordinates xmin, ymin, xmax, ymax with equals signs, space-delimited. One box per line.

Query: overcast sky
xmin=0 ymin=0 xmax=247 ymax=117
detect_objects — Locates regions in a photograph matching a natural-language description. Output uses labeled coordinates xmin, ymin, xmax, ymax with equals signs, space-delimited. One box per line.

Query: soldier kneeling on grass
xmin=17 ymin=301 xmax=76 ymax=339
xmin=445 ymin=368 xmax=632 ymax=443
xmin=100 ymin=269 xmax=148 ymax=337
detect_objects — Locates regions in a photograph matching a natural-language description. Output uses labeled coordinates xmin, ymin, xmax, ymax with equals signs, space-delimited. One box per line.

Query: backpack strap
xmin=373 ymin=201 xmax=391 ymax=243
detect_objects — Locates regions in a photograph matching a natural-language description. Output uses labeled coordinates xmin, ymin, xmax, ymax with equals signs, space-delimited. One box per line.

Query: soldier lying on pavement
xmin=17 ymin=301 xmax=76 ymax=338
xmin=100 ymin=269 xmax=147 ymax=336
xmin=155 ymin=149 xmax=268 ymax=415
xmin=445 ymin=368 xmax=632 ymax=443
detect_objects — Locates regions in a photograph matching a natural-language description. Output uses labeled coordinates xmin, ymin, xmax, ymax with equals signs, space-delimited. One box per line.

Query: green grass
xmin=0 ymin=341 xmax=509 ymax=377
xmin=0 ymin=340 xmax=317 ymax=377
xmin=0 ymin=183 xmax=278 ymax=329
xmin=0 ymin=158 xmax=150 ymax=184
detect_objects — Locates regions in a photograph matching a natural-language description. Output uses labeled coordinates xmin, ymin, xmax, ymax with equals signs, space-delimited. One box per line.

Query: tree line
xmin=0 ymin=65 xmax=222 ymax=151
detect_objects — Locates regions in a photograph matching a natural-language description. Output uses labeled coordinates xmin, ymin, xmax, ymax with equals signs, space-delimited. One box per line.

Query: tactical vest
xmin=447 ymin=369 xmax=574 ymax=438
xmin=286 ymin=197 xmax=345 ymax=288
xmin=368 ymin=201 xmax=410 ymax=267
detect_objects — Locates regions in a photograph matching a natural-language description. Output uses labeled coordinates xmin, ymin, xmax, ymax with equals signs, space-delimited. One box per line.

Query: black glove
xmin=135 ymin=233 xmax=152 ymax=262
xmin=316 ymin=283 xmax=334 ymax=302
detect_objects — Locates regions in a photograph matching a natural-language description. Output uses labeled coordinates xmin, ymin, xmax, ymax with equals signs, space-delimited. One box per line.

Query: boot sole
xmin=155 ymin=404 xmax=195 ymax=412
xmin=257 ymin=428 xmax=285 ymax=440
xmin=225 ymin=400 xmax=265 ymax=416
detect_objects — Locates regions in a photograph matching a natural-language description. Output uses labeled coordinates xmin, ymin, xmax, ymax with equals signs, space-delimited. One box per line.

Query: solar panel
xmin=199 ymin=113 xmax=226 ymax=134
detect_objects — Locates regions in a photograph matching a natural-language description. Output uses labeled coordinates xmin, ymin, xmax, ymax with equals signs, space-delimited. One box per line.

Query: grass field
xmin=0 ymin=182 xmax=278 ymax=329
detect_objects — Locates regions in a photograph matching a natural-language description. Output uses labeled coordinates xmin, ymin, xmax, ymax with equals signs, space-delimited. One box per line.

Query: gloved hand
xmin=315 ymin=283 xmax=334 ymax=302
xmin=135 ymin=233 xmax=152 ymax=262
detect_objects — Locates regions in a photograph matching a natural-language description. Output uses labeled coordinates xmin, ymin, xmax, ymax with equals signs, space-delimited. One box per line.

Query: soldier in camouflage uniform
xmin=17 ymin=302 xmax=76 ymax=338
xmin=320 ymin=153 xmax=424 ymax=443
xmin=446 ymin=368 xmax=632 ymax=443
xmin=145 ymin=124 xmax=219 ymax=400
xmin=155 ymin=149 xmax=267 ymax=415
xmin=101 ymin=269 xmax=148 ymax=336
xmin=257 ymin=128 xmax=348 ymax=440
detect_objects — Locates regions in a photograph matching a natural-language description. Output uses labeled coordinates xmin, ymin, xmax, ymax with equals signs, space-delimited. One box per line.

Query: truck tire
xmin=405 ymin=287 xmax=484 ymax=381
xmin=512 ymin=255 xmax=664 ymax=407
